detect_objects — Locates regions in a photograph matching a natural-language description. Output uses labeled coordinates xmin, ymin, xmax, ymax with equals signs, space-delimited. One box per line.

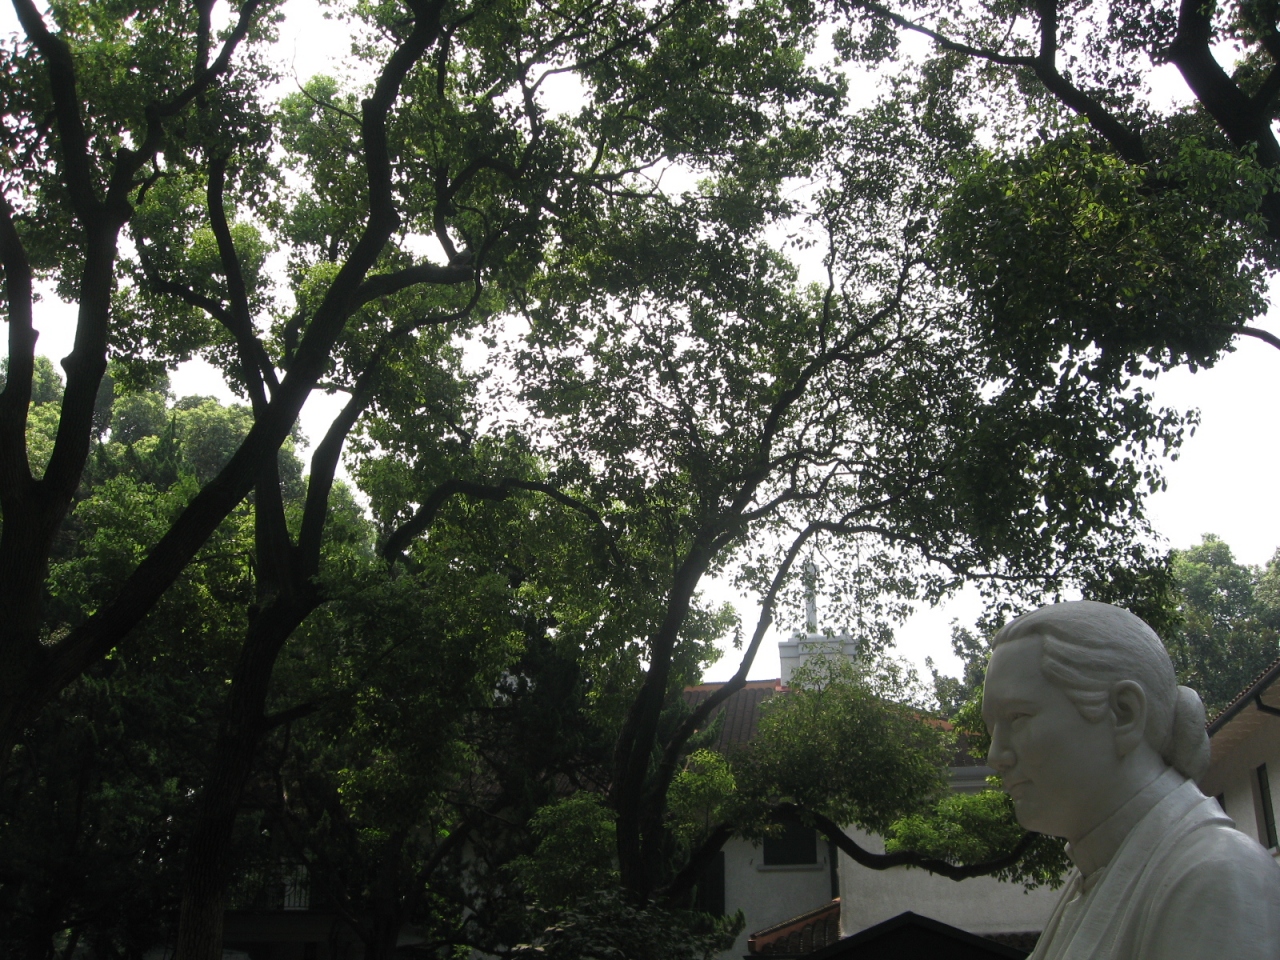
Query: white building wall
xmin=718 ymin=836 xmax=836 ymax=960
xmin=715 ymin=825 xmax=1059 ymax=960
xmin=1200 ymin=716 xmax=1280 ymax=854
xmin=836 ymin=825 xmax=1060 ymax=938
xmin=777 ymin=634 xmax=859 ymax=687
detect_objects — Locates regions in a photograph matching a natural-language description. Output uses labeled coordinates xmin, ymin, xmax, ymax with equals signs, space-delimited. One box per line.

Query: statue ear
xmin=1111 ymin=680 xmax=1147 ymax=757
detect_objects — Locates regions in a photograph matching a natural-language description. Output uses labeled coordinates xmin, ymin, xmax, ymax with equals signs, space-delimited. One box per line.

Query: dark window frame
xmin=1256 ymin=763 xmax=1278 ymax=849
xmin=693 ymin=850 xmax=726 ymax=916
xmin=763 ymin=816 xmax=818 ymax=866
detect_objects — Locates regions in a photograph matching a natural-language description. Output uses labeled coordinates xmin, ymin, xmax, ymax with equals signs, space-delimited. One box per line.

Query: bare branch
xmin=800 ymin=805 xmax=1040 ymax=881
xmin=207 ymin=155 xmax=278 ymax=412
xmin=381 ymin=477 xmax=621 ymax=566
xmin=1239 ymin=325 xmax=1280 ymax=351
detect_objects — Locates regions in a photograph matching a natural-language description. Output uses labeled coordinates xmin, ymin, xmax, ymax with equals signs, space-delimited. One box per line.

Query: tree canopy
xmin=1166 ymin=534 xmax=1280 ymax=713
xmin=841 ymin=0 xmax=1280 ymax=362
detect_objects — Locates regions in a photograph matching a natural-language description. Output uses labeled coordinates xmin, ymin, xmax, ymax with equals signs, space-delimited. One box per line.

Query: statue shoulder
xmin=1140 ymin=821 xmax=1280 ymax=959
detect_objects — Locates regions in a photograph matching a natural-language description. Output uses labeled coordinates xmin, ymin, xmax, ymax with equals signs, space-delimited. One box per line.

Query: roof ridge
xmin=749 ymin=899 xmax=841 ymax=939
xmin=1206 ymin=653 xmax=1280 ymax=735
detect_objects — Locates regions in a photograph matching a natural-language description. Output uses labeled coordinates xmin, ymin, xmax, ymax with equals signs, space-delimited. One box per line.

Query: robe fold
xmin=1030 ymin=776 xmax=1280 ymax=960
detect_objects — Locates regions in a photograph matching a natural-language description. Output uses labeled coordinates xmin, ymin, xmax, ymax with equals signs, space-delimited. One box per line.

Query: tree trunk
xmin=174 ymin=599 xmax=314 ymax=960
xmin=356 ymin=835 xmax=409 ymax=960
xmin=361 ymin=911 xmax=405 ymax=960
xmin=613 ymin=547 xmax=713 ymax=897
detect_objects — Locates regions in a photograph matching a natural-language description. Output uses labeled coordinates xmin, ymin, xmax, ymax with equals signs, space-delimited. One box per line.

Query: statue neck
xmin=1067 ymin=765 xmax=1184 ymax=883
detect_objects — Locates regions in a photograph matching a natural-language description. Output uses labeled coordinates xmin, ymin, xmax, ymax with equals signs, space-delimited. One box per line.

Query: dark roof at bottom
xmin=791 ymin=912 xmax=1031 ymax=960
xmin=983 ymin=932 xmax=1041 ymax=952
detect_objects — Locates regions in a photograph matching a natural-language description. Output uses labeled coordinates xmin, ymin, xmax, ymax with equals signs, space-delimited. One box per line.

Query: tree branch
xmin=296 ymin=372 xmax=380 ymax=575
xmin=851 ymin=0 xmax=1036 ymax=68
xmin=207 ymin=155 xmax=278 ymax=412
xmin=10 ymin=0 xmax=100 ymax=219
xmin=658 ymin=823 xmax=735 ymax=907
xmin=1168 ymin=0 xmax=1280 ymax=172
xmin=613 ymin=538 xmax=715 ymax=896
xmin=353 ymin=261 xmax=476 ymax=309
xmin=653 ymin=525 xmax=820 ymax=808
xmin=850 ymin=0 xmax=1148 ymax=164
xmin=0 ymin=0 xmax=449 ymax=750
xmin=1029 ymin=0 xmax=1148 ymax=164
xmin=117 ymin=0 xmax=268 ymax=191
xmin=0 ymin=192 xmax=36 ymax=498
xmin=254 ymin=439 xmax=297 ymax=602
xmin=798 ymin=805 xmax=1039 ymax=881
xmin=381 ymin=477 xmax=621 ymax=565
xmin=1239 ymin=325 xmax=1280 ymax=351
xmin=281 ymin=0 xmax=448 ymax=403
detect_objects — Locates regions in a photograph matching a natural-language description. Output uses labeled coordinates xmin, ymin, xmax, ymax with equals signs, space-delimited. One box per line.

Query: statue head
xmin=981 ymin=600 xmax=1210 ymax=842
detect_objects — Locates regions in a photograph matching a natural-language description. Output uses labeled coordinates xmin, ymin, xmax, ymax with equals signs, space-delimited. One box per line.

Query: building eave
xmin=1206 ymin=655 xmax=1280 ymax=737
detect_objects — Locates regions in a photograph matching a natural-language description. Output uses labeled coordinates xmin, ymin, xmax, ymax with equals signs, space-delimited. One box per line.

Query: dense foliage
xmin=1166 ymin=535 xmax=1280 ymax=713
xmin=3 ymin=0 xmax=1277 ymax=955
xmin=845 ymin=0 xmax=1280 ymax=357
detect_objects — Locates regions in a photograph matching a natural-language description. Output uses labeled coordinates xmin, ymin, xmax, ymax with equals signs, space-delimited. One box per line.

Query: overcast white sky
xmin=6 ymin=0 xmax=1278 ymax=683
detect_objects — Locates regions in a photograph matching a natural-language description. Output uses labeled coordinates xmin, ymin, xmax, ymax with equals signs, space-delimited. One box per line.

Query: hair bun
xmin=1166 ymin=685 xmax=1210 ymax=782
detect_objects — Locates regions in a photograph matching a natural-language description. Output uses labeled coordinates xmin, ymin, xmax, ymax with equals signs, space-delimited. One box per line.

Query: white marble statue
xmin=982 ymin=600 xmax=1280 ymax=960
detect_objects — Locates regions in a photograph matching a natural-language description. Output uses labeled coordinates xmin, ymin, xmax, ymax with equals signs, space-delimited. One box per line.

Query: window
xmin=1257 ymin=764 xmax=1278 ymax=849
xmin=693 ymin=850 xmax=725 ymax=916
xmin=281 ymin=863 xmax=310 ymax=911
xmin=828 ymin=837 xmax=840 ymax=899
xmin=763 ymin=816 xmax=817 ymax=866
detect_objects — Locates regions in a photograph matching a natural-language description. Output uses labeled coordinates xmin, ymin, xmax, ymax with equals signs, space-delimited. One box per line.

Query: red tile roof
xmin=682 ymin=679 xmax=786 ymax=749
xmin=749 ymin=899 xmax=841 ymax=955
xmin=1207 ymin=653 xmax=1280 ymax=734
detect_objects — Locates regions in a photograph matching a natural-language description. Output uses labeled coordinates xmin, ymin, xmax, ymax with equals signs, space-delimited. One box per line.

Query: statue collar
xmin=1066 ymin=767 xmax=1186 ymax=883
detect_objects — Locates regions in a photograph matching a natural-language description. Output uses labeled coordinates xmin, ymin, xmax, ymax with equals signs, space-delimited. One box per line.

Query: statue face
xmin=983 ymin=633 xmax=1123 ymax=842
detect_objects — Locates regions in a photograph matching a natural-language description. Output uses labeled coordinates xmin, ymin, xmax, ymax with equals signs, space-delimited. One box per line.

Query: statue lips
xmin=1004 ymin=779 xmax=1031 ymax=801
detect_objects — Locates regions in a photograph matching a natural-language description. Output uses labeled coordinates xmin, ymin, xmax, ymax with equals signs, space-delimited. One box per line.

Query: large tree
xmin=361 ymin=81 xmax=1215 ymax=904
xmin=0 ymin=0 xmax=805 ymax=759
xmin=0 ymin=370 xmax=295 ymax=960
xmin=3 ymin=1 xmax=1265 ymax=955
xmin=0 ymin=1 xmax=842 ymax=956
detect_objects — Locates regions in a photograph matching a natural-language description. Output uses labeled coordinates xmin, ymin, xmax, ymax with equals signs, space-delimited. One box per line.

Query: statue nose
xmin=987 ymin=731 xmax=1015 ymax=772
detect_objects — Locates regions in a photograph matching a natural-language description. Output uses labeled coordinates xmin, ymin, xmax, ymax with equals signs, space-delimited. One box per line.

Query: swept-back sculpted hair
xmin=991 ymin=600 xmax=1210 ymax=782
